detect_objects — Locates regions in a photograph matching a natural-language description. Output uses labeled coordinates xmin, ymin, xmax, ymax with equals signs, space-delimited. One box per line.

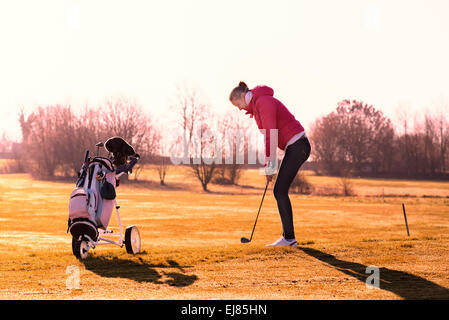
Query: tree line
xmin=2 ymin=91 xmax=448 ymax=191
xmin=310 ymin=99 xmax=449 ymax=179
xmin=9 ymin=89 xmax=254 ymax=191
xmin=16 ymin=97 xmax=159 ymax=179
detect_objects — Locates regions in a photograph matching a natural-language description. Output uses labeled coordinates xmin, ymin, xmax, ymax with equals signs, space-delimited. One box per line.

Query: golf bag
xmin=67 ymin=137 xmax=138 ymax=242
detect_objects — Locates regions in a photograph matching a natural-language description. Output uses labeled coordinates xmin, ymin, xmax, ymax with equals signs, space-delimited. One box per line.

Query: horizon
xmin=1 ymin=0 xmax=449 ymax=141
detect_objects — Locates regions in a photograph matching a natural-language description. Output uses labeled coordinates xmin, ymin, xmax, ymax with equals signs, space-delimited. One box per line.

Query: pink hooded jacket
xmin=245 ymin=86 xmax=305 ymax=159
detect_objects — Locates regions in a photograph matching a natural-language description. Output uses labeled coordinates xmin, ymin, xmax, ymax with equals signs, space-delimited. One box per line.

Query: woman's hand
xmin=264 ymin=160 xmax=276 ymax=183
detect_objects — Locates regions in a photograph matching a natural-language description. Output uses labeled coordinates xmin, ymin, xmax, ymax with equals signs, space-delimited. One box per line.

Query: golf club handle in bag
xmin=76 ymin=150 xmax=90 ymax=187
xmin=115 ymin=154 xmax=140 ymax=177
xmin=84 ymin=150 xmax=90 ymax=163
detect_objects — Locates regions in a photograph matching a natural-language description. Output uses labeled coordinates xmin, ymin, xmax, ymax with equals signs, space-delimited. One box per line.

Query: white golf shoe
xmin=266 ymin=236 xmax=298 ymax=247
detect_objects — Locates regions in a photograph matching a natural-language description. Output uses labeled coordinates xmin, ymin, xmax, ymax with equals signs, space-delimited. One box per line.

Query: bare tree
xmin=424 ymin=114 xmax=439 ymax=177
xmin=311 ymin=100 xmax=395 ymax=177
xmin=102 ymin=97 xmax=156 ymax=181
xmin=337 ymin=100 xmax=394 ymax=174
xmin=154 ymin=131 xmax=169 ymax=185
xmin=0 ymin=132 xmax=13 ymax=153
xmin=19 ymin=105 xmax=67 ymax=177
xmin=338 ymin=176 xmax=356 ymax=196
xmin=173 ymin=83 xmax=217 ymax=191
xmin=290 ymin=172 xmax=314 ymax=194
xmin=17 ymin=99 xmax=156 ymax=180
xmin=191 ymin=121 xmax=217 ymax=191
xmin=0 ymin=133 xmax=23 ymax=174
xmin=309 ymin=110 xmax=346 ymax=176
xmin=394 ymin=104 xmax=412 ymax=177
xmin=102 ymin=97 xmax=155 ymax=149
xmin=435 ymin=115 xmax=448 ymax=173
xmin=214 ymin=109 xmax=251 ymax=185
xmin=432 ymin=99 xmax=449 ymax=173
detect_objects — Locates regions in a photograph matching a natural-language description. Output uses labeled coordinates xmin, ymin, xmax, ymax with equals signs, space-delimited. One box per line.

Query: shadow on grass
xmin=82 ymin=254 xmax=198 ymax=287
xmin=125 ymin=180 xmax=264 ymax=195
xmin=298 ymin=246 xmax=449 ymax=299
xmin=124 ymin=179 xmax=187 ymax=191
xmin=127 ymin=177 xmax=269 ymax=195
xmin=205 ymin=184 xmax=267 ymax=195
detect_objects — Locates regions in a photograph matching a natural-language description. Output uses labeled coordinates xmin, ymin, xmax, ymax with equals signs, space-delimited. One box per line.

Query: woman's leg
xmin=273 ymin=137 xmax=311 ymax=239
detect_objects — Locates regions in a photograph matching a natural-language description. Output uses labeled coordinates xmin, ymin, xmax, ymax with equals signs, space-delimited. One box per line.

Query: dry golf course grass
xmin=0 ymin=166 xmax=449 ymax=299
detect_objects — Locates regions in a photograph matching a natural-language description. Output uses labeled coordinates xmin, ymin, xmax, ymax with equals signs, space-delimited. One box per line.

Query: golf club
xmin=241 ymin=180 xmax=269 ymax=243
xmin=96 ymin=142 xmax=104 ymax=156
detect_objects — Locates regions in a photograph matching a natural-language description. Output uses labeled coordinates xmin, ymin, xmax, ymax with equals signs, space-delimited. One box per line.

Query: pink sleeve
xmin=257 ymin=97 xmax=277 ymax=159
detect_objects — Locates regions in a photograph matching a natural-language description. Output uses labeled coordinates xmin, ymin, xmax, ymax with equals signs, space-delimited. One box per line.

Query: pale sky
xmin=1 ymin=0 xmax=448 ymax=141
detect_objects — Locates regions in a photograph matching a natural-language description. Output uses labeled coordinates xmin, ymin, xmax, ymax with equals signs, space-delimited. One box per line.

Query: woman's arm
xmin=257 ymin=96 xmax=278 ymax=166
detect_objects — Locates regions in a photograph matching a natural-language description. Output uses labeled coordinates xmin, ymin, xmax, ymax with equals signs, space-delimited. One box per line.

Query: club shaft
xmin=247 ymin=181 xmax=269 ymax=241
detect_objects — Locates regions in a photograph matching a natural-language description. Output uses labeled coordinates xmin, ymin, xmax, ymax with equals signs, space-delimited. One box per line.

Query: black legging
xmin=273 ymin=136 xmax=311 ymax=240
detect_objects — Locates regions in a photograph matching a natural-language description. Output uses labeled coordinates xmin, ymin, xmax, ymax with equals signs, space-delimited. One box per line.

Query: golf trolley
xmin=67 ymin=137 xmax=142 ymax=259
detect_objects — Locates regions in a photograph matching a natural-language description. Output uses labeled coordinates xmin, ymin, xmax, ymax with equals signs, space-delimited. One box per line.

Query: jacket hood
xmin=245 ymin=86 xmax=274 ymax=116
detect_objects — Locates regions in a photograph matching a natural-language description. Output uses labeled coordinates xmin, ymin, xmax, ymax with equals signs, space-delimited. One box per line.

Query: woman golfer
xmin=230 ymin=82 xmax=311 ymax=247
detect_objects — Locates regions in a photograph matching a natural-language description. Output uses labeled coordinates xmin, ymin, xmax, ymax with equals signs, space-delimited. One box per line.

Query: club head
xmin=240 ymin=237 xmax=250 ymax=243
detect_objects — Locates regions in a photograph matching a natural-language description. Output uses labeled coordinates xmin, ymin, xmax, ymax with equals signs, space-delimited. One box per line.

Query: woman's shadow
xmin=82 ymin=254 xmax=198 ymax=287
xmin=298 ymin=247 xmax=449 ymax=299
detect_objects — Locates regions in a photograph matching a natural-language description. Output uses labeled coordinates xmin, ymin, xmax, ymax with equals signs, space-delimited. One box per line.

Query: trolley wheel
xmin=72 ymin=237 xmax=89 ymax=260
xmin=124 ymin=226 xmax=141 ymax=254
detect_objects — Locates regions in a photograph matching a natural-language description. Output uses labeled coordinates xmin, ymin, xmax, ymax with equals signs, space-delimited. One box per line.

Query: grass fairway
xmin=0 ymin=170 xmax=449 ymax=299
